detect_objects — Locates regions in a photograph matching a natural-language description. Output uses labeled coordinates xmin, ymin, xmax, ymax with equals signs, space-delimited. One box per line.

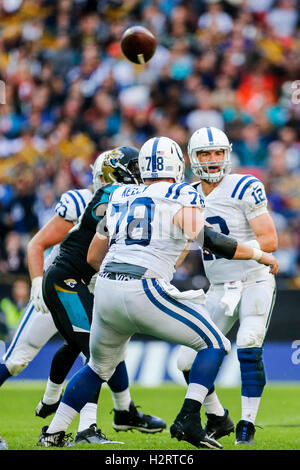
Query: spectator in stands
xmin=0 ymin=278 xmax=30 ymax=341
xmin=0 ymin=0 xmax=298 ymax=287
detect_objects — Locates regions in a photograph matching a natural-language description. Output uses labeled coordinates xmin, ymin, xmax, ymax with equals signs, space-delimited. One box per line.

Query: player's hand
xmin=257 ymin=252 xmax=279 ymax=275
xmin=31 ymin=276 xmax=49 ymax=313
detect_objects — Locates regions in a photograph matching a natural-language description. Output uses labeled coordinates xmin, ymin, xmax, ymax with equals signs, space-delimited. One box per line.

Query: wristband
xmin=251 ymin=248 xmax=263 ymax=261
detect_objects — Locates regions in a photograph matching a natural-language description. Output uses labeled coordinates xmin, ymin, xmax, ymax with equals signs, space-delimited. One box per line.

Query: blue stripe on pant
xmin=142 ymin=279 xmax=225 ymax=350
xmin=151 ymin=280 xmax=226 ymax=350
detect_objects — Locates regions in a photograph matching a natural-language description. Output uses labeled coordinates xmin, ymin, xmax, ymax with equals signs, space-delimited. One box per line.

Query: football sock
xmin=185 ymin=382 xmax=208 ymax=404
xmin=189 ymin=348 xmax=226 ymax=390
xmin=238 ymin=348 xmax=265 ymax=424
xmin=42 ymin=378 xmax=64 ymax=405
xmin=203 ymin=389 xmax=225 ymax=416
xmin=107 ymin=361 xmax=129 ymax=392
xmin=78 ymin=403 xmax=98 ymax=432
xmin=241 ymin=396 xmax=261 ymax=424
xmin=47 ymin=402 xmax=78 ymax=434
xmin=112 ymin=388 xmax=131 ymax=411
xmin=237 ymin=347 xmax=266 ymax=397
xmin=61 ymin=364 xmax=103 ymax=412
xmin=0 ymin=364 xmax=11 ymax=386
xmin=49 ymin=343 xmax=79 ymax=384
xmin=182 ymin=370 xmax=190 ymax=385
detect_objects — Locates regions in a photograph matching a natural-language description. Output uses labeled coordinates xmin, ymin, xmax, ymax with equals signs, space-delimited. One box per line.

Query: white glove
xmin=31 ymin=276 xmax=49 ymax=314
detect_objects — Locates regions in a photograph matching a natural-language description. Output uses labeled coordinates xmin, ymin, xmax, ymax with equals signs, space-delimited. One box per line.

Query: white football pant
xmin=2 ymin=299 xmax=57 ymax=376
xmin=88 ymin=276 xmax=231 ymax=381
xmin=177 ymin=273 xmax=276 ymax=372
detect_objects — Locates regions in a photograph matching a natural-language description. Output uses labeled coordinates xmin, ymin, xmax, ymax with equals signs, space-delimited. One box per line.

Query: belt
xmin=99 ymin=271 xmax=141 ymax=281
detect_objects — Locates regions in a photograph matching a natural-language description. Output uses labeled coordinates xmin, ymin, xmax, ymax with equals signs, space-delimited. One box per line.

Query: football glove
xmin=31 ymin=276 xmax=49 ymax=314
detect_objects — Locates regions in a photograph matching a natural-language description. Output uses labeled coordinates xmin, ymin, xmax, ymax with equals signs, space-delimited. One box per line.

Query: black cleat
xmin=75 ymin=424 xmax=124 ymax=445
xmin=37 ymin=426 xmax=73 ymax=447
xmin=170 ymin=411 xmax=223 ymax=449
xmin=113 ymin=401 xmax=166 ymax=433
xmin=35 ymin=395 xmax=62 ymax=419
xmin=235 ymin=420 xmax=256 ymax=445
xmin=205 ymin=408 xmax=235 ymax=439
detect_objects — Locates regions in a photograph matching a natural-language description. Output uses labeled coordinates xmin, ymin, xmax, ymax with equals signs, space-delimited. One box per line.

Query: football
xmin=121 ymin=26 xmax=157 ymax=65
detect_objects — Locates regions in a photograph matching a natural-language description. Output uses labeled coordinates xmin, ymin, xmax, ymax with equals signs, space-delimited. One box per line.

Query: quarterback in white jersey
xmin=177 ymin=127 xmax=278 ymax=445
xmin=40 ymin=136 xmax=277 ymax=450
xmin=0 ymin=149 xmax=112 ymax=386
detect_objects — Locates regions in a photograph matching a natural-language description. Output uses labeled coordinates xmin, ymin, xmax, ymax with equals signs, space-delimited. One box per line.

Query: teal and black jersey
xmin=54 ymin=183 xmax=118 ymax=284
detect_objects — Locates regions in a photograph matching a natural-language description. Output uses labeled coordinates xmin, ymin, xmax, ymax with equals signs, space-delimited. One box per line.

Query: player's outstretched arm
xmin=173 ymin=206 xmax=205 ymax=241
xmin=203 ymin=226 xmax=278 ymax=274
xmin=233 ymin=243 xmax=278 ymax=274
xmin=27 ymin=215 xmax=73 ymax=313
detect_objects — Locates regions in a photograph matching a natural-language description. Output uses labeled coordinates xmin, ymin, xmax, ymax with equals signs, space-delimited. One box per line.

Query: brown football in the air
xmin=121 ymin=26 xmax=157 ymax=65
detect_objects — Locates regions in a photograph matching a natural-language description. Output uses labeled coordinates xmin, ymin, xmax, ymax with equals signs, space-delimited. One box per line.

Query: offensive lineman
xmin=177 ymin=127 xmax=278 ymax=444
xmin=37 ymin=136 xmax=278 ymax=449
xmin=38 ymin=146 xmax=166 ymax=446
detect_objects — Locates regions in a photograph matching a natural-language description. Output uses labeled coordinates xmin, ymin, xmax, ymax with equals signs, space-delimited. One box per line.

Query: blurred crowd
xmin=0 ymin=0 xmax=300 ymax=337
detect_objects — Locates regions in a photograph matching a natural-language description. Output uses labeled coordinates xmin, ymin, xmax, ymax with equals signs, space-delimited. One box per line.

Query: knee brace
xmin=237 ymin=347 xmax=266 ymax=397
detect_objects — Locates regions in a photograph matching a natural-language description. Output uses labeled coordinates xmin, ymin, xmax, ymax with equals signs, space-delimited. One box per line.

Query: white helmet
xmin=188 ymin=127 xmax=232 ymax=183
xmin=139 ymin=136 xmax=185 ymax=183
xmin=91 ymin=150 xmax=112 ymax=191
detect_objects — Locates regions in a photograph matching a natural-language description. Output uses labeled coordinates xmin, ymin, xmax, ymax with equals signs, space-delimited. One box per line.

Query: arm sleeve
xmin=203 ymin=226 xmax=238 ymax=260
xmin=242 ymin=180 xmax=269 ymax=221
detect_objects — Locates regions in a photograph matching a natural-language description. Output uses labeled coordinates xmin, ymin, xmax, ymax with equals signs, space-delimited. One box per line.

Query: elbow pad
xmin=203 ymin=226 xmax=238 ymax=260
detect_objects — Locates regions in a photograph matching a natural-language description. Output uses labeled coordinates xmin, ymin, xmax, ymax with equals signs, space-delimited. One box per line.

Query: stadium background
xmin=0 ymin=0 xmax=299 ymax=386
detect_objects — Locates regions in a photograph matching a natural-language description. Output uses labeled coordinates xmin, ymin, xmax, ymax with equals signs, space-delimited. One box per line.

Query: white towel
xmin=158 ymin=280 xmax=207 ymax=305
xmin=220 ymin=281 xmax=243 ymax=316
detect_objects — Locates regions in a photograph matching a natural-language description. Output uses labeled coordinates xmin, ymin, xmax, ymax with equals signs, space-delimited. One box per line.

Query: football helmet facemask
xmin=91 ymin=150 xmax=113 ymax=191
xmin=188 ymin=127 xmax=232 ymax=183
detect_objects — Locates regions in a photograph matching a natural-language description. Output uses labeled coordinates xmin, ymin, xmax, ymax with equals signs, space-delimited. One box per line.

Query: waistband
xmin=211 ymin=269 xmax=273 ymax=287
xmin=100 ymin=271 xmax=141 ymax=281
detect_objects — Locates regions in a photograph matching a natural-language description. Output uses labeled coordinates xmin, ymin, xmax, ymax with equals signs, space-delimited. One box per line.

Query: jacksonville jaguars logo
xmin=64 ymin=279 xmax=77 ymax=288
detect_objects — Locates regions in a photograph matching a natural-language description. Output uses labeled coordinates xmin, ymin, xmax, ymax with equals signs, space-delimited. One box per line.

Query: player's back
xmin=103 ymin=181 xmax=204 ymax=282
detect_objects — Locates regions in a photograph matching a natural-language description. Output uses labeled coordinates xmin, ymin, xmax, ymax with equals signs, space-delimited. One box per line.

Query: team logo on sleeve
xmin=64 ymin=279 xmax=77 ymax=288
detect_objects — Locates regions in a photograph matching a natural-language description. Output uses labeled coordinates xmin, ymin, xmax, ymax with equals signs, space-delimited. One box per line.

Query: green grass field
xmin=1 ymin=381 xmax=300 ymax=451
